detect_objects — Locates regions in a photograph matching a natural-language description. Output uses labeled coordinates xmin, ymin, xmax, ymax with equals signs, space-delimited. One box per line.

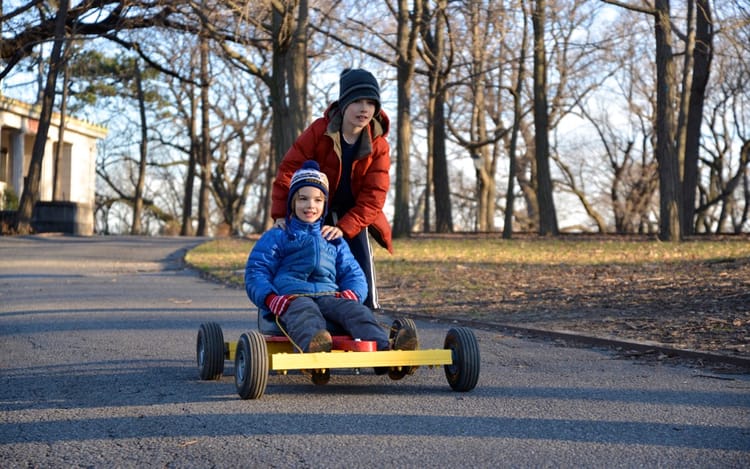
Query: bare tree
xmin=392 ymin=0 xmax=423 ymax=237
xmin=696 ymin=35 xmax=750 ymax=233
xmin=691 ymin=1 xmax=749 ymax=233
xmin=5 ymin=0 xmax=748 ymax=238
xmin=207 ymin=1 xmax=310 ymax=229
xmin=531 ymin=0 xmax=559 ymax=235
xmin=209 ymin=72 xmax=272 ymax=235
xmin=196 ymin=29 xmax=211 ymax=236
xmin=131 ymin=60 xmax=149 ymax=234
xmin=420 ymin=0 xmax=453 ymax=233
xmin=464 ymin=0 xmax=496 ymax=233
xmin=181 ymin=60 xmax=198 ymax=236
xmin=503 ymin=0 xmax=530 ymax=238
xmin=0 ymin=2 xmax=193 ymax=80
xmin=680 ymin=0 xmax=711 ymax=234
xmin=12 ymin=0 xmax=68 ymax=234
xmin=443 ymin=2 xmax=521 ymax=234
xmin=52 ymin=45 xmax=71 ymax=202
xmin=602 ymin=0 xmax=715 ymax=241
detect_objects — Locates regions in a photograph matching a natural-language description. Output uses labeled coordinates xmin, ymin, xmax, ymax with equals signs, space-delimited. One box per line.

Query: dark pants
xmin=280 ymin=296 xmax=389 ymax=351
xmin=345 ymin=229 xmax=379 ymax=309
xmin=327 ymin=211 xmax=379 ymax=309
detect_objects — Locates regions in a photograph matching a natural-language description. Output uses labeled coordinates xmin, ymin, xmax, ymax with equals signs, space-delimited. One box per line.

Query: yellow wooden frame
xmin=224 ymin=340 xmax=453 ymax=371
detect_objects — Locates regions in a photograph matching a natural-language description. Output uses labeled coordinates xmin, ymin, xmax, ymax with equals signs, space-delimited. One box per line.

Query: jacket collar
xmin=287 ymin=216 xmax=322 ymax=234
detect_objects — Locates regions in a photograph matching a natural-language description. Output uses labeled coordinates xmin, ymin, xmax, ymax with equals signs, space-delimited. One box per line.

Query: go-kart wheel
xmin=388 ymin=318 xmax=419 ymax=380
xmin=197 ymin=322 xmax=224 ymax=380
xmin=310 ymin=369 xmax=330 ymax=385
xmin=389 ymin=318 xmax=418 ymax=343
xmin=235 ymin=330 xmax=269 ymax=399
xmin=387 ymin=366 xmax=409 ymax=381
xmin=444 ymin=327 xmax=480 ymax=392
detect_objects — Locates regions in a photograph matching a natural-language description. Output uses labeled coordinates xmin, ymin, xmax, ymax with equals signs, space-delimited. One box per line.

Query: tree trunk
xmin=392 ymin=0 xmax=421 ymax=237
xmin=197 ymin=32 xmax=211 ymax=236
xmin=423 ymin=90 xmax=433 ymax=233
xmin=267 ymin=0 xmax=308 ymax=230
xmin=682 ymin=0 xmax=712 ymax=235
xmin=288 ymin=0 xmax=308 ymax=133
xmin=13 ymin=0 xmax=69 ymax=234
xmin=131 ymin=61 xmax=148 ymax=235
xmin=467 ymin=0 xmax=492 ymax=233
xmin=504 ymin=2 xmax=529 ymax=239
xmin=424 ymin=1 xmax=452 ymax=233
xmin=654 ymin=0 xmax=681 ymax=241
xmin=432 ymin=84 xmax=453 ymax=232
xmin=180 ymin=75 xmax=197 ymax=236
xmin=531 ymin=0 xmax=558 ymax=236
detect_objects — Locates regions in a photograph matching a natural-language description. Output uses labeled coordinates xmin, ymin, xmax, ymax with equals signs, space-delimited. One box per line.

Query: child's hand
xmin=321 ymin=225 xmax=343 ymax=240
xmin=273 ymin=218 xmax=286 ymax=229
xmin=266 ymin=294 xmax=297 ymax=316
xmin=336 ymin=290 xmax=359 ymax=301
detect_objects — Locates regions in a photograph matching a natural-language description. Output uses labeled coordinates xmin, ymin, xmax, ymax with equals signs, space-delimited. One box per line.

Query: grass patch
xmin=185 ymin=238 xmax=254 ymax=286
xmin=186 ymin=234 xmax=750 ymax=355
xmin=185 ymin=235 xmax=750 ymax=290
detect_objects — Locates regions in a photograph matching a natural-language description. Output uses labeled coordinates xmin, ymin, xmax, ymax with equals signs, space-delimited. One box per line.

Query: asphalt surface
xmin=1 ymin=235 xmax=749 ymax=468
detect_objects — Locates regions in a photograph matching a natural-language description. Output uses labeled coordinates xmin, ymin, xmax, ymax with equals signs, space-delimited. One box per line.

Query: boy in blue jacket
xmin=245 ymin=161 xmax=416 ymax=354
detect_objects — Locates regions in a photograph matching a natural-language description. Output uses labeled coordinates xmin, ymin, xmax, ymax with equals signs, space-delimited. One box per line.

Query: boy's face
xmin=293 ymin=186 xmax=326 ymax=223
xmin=343 ymin=99 xmax=377 ymax=130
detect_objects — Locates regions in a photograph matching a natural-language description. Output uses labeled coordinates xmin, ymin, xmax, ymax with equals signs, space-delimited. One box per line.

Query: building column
xmin=40 ymin=137 xmax=53 ymax=200
xmin=0 ymin=122 xmax=5 ymax=181
xmin=11 ymin=128 xmax=25 ymax=197
xmin=0 ymin=123 xmax=5 ymax=208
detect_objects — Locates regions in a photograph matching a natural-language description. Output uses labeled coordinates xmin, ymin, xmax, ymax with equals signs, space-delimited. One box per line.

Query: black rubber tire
xmin=443 ymin=327 xmax=480 ymax=392
xmin=196 ymin=322 xmax=224 ymax=380
xmin=389 ymin=318 xmax=418 ymax=343
xmin=387 ymin=367 xmax=409 ymax=381
xmin=235 ymin=330 xmax=269 ymax=399
xmin=388 ymin=318 xmax=419 ymax=380
xmin=310 ymin=369 xmax=331 ymax=385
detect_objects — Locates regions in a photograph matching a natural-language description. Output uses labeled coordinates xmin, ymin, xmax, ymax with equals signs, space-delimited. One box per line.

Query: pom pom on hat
xmin=287 ymin=160 xmax=330 ymax=217
xmin=338 ymin=68 xmax=381 ymax=115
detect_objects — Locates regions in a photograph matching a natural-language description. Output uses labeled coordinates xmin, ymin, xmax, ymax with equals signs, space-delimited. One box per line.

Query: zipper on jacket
xmin=312 ymin=229 xmax=321 ymax=293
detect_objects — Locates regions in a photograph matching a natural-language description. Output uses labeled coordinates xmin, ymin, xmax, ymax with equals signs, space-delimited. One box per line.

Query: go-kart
xmin=196 ymin=311 xmax=480 ymax=399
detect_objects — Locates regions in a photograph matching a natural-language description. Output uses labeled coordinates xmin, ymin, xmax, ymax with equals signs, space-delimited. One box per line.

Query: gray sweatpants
xmin=280 ymin=295 xmax=389 ymax=352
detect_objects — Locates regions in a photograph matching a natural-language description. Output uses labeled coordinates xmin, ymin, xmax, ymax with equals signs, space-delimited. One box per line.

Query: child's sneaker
xmin=307 ymin=329 xmax=332 ymax=353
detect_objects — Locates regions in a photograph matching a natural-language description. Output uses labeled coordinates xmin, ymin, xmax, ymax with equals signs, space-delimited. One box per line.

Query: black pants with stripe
xmin=327 ymin=212 xmax=379 ymax=309
xmin=345 ymin=228 xmax=379 ymax=309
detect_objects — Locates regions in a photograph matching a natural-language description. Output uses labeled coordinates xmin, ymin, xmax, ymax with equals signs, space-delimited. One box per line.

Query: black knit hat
xmin=338 ymin=68 xmax=381 ymax=115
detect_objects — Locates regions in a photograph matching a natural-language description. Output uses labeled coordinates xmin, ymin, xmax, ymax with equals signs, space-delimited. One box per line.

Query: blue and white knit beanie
xmin=287 ymin=160 xmax=330 ymax=217
xmin=338 ymin=68 xmax=381 ymax=115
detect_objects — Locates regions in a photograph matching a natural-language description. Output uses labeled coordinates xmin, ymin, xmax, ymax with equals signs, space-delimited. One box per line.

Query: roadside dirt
xmin=378 ymin=251 xmax=750 ymax=363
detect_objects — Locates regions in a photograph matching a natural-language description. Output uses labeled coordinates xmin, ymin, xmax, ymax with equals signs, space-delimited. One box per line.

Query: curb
xmin=396 ymin=311 xmax=750 ymax=371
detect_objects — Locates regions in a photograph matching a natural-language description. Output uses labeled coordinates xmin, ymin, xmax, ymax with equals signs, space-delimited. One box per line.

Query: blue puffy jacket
xmin=244 ymin=217 xmax=368 ymax=308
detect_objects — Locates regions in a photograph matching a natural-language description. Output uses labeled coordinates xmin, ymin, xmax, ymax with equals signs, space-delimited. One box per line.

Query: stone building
xmin=0 ymin=96 xmax=107 ymax=235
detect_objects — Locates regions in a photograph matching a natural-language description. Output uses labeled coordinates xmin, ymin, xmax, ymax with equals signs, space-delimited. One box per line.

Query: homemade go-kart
xmin=196 ymin=309 xmax=480 ymax=399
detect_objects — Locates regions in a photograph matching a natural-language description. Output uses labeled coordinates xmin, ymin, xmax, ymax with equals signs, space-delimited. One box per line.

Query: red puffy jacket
xmin=271 ymin=103 xmax=393 ymax=253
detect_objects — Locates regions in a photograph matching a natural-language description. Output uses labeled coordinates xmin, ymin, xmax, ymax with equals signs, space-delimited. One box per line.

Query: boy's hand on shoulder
xmin=321 ymin=225 xmax=344 ymax=240
xmin=336 ymin=290 xmax=359 ymax=301
xmin=266 ymin=293 xmax=297 ymax=316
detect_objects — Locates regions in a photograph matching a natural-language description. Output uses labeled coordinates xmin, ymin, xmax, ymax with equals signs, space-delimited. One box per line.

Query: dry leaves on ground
xmin=378 ymin=257 xmax=750 ymax=358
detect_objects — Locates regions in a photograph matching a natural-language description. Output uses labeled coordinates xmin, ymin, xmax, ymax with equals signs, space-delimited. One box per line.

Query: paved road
xmin=1 ymin=235 xmax=749 ymax=468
